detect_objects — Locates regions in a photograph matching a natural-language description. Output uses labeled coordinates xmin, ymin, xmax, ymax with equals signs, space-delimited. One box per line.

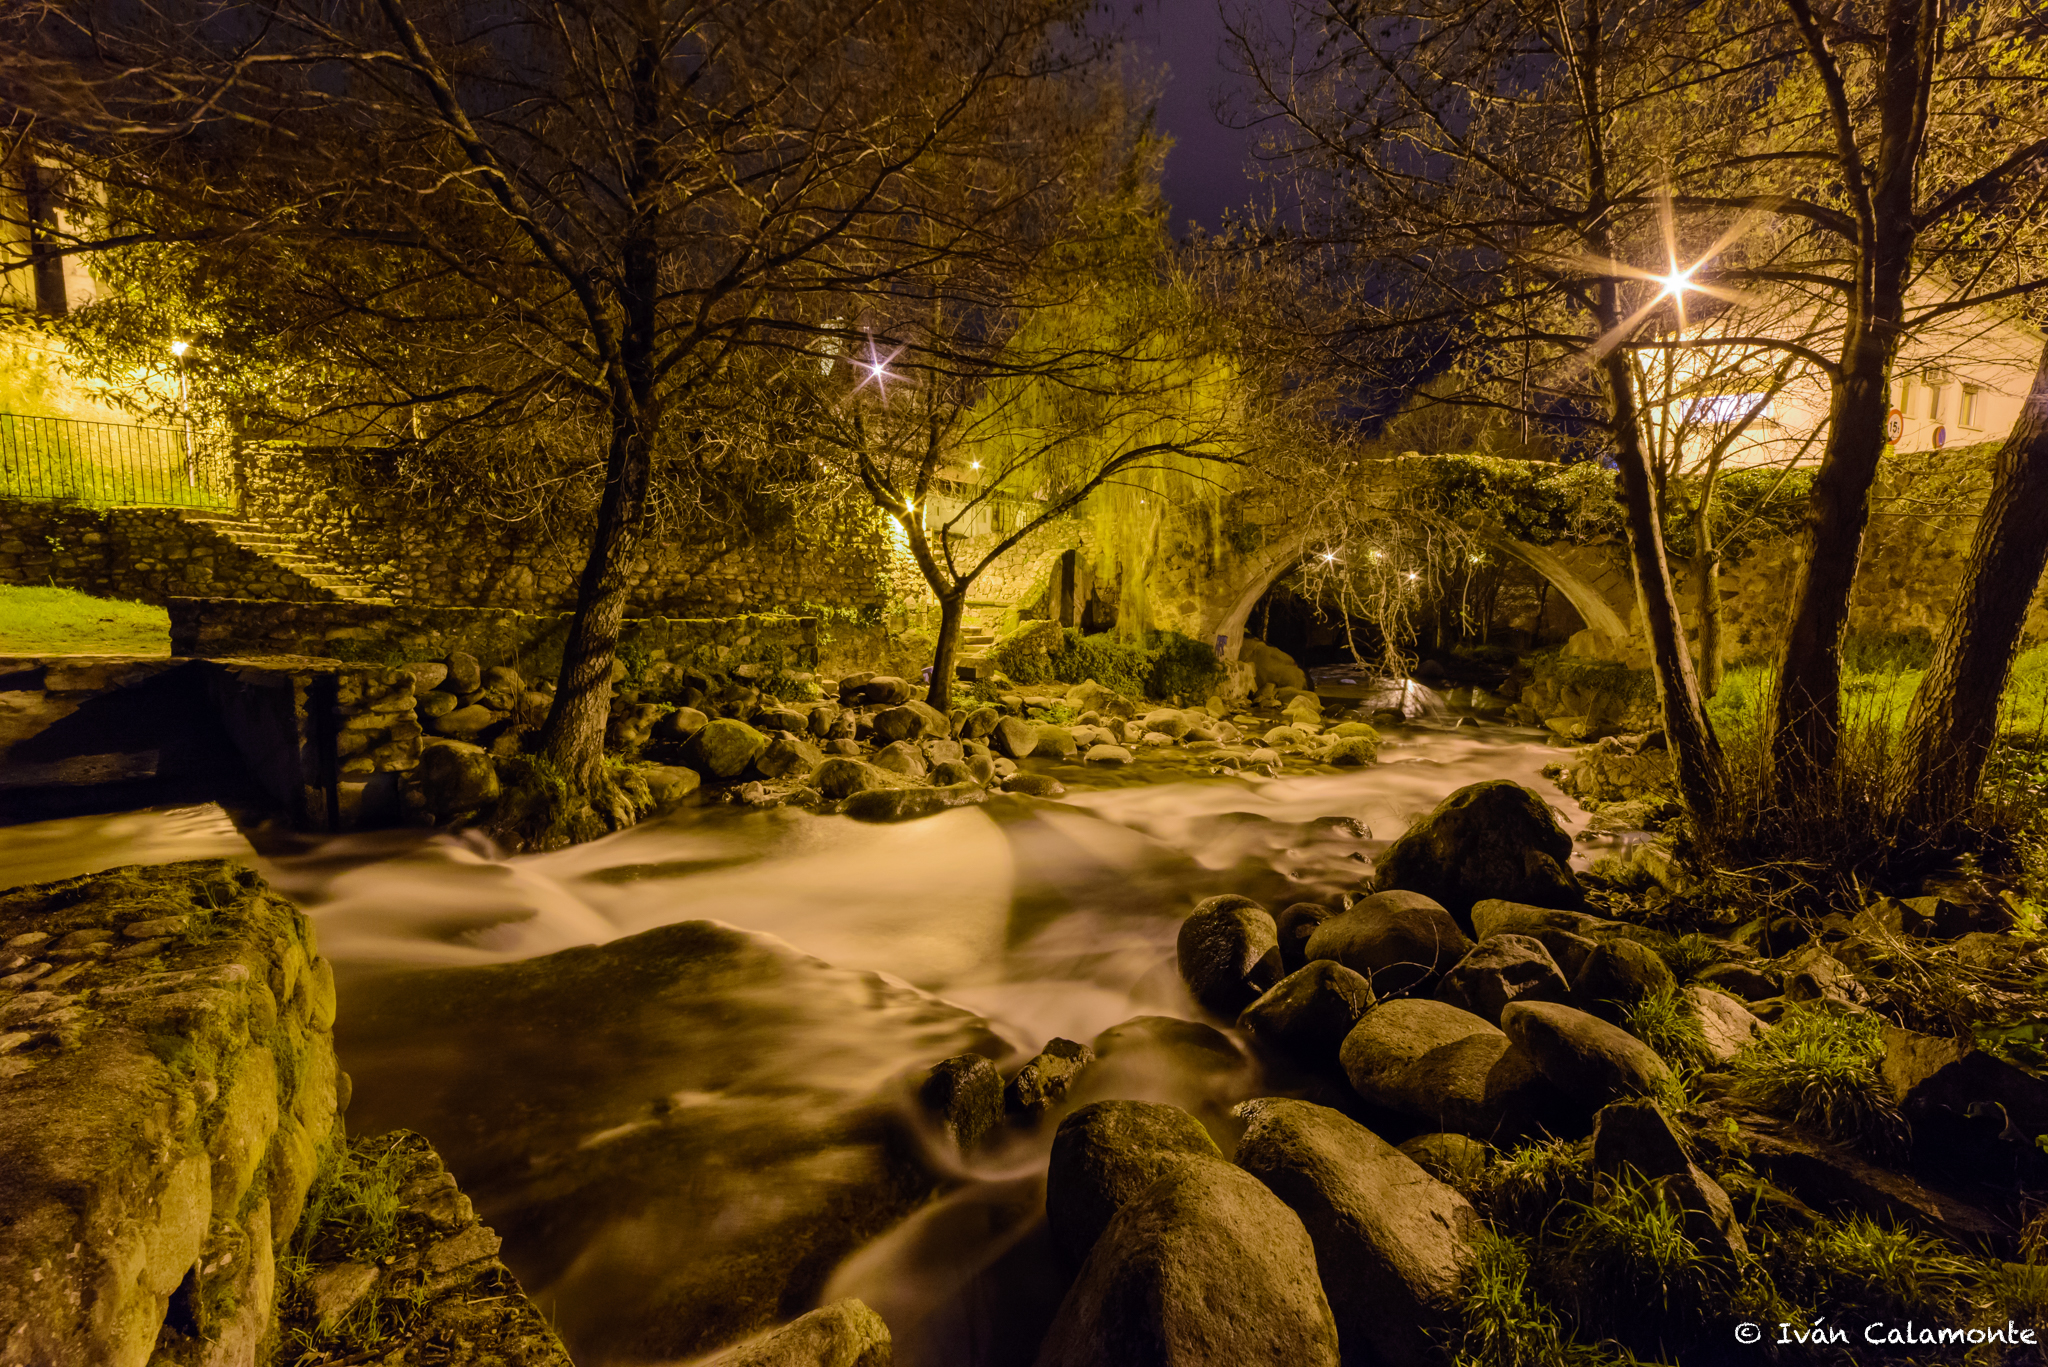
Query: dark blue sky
xmin=1117 ymin=0 xmax=1287 ymax=236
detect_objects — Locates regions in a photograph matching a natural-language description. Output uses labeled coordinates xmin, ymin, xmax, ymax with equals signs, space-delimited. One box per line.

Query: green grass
xmin=0 ymin=585 xmax=169 ymax=655
xmin=1621 ymin=985 xmax=1715 ymax=1072
xmin=1728 ymin=1004 xmax=1906 ymax=1151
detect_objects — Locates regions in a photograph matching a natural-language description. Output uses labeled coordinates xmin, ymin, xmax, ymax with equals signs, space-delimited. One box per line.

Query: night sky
xmin=1117 ymin=0 xmax=1290 ymax=236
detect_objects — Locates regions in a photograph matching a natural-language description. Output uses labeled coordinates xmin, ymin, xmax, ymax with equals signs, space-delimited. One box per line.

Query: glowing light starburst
xmin=848 ymin=333 xmax=905 ymax=401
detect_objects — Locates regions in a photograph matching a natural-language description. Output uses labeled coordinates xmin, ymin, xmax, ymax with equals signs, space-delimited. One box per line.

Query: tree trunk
xmin=1606 ymin=350 xmax=1729 ymax=828
xmin=1894 ymin=341 xmax=2048 ymax=835
xmin=537 ymin=412 xmax=652 ymax=788
xmin=1767 ymin=347 xmax=1899 ymax=797
xmin=926 ymin=588 xmax=968 ymax=712
xmin=1693 ymin=547 xmax=1724 ymax=697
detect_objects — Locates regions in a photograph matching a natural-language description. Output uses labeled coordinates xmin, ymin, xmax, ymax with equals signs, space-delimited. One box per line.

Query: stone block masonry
xmin=0 ymin=860 xmax=339 ymax=1367
xmin=0 ymin=498 xmax=337 ymax=604
xmin=237 ymin=442 xmax=901 ymax=618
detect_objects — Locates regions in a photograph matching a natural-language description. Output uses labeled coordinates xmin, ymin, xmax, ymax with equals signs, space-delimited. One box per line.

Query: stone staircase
xmin=955 ymin=600 xmax=1008 ymax=677
xmin=180 ymin=513 xmax=396 ymax=605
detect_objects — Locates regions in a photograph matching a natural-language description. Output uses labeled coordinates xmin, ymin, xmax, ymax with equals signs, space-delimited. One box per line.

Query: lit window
xmin=1961 ymin=386 xmax=1981 ymax=428
xmin=1679 ymin=394 xmax=1774 ymax=425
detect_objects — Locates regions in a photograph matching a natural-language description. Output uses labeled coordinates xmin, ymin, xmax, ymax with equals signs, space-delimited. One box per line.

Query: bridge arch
xmin=1198 ymin=528 xmax=1636 ymax=663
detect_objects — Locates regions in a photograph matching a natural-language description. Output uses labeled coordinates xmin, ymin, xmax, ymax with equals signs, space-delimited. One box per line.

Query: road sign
xmin=1886 ymin=408 xmax=1904 ymax=442
xmin=1933 ymin=424 xmax=1947 ymax=449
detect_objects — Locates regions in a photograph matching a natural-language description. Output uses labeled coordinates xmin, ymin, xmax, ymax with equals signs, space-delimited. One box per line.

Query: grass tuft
xmin=1728 ymin=1004 xmax=1906 ymax=1151
xmin=1621 ymin=985 xmax=1715 ymax=1072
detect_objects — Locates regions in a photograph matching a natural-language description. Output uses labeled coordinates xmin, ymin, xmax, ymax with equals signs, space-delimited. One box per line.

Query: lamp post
xmin=170 ymin=340 xmax=193 ymax=488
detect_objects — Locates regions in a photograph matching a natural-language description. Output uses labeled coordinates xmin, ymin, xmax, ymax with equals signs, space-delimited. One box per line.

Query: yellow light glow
xmin=169 ymin=340 xmax=189 ymax=357
xmin=1656 ymin=269 xmax=1695 ymax=298
xmin=969 ymin=461 xmax=981 ymax=470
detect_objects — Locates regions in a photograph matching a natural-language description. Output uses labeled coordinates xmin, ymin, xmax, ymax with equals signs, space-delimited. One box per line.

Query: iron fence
xmin=0 ymin=412 xmax=237 ymax=509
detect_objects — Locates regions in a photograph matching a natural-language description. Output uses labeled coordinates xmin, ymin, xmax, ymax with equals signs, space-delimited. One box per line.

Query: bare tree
xmin=3 ymin=0 xmax=1104 ymax=840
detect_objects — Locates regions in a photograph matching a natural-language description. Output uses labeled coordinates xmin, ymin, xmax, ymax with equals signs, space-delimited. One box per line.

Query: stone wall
xmin=0 ymin=859 xmax=340 ymax=1367
xmin=238 ymin=443 xmax=899 ymax=618
xmin=0 ymin=498 xmax=332 ymax=604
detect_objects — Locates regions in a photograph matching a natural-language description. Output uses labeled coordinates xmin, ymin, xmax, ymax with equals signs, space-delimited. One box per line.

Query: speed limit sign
xmin=1886 ymin=408 xmax=1904 ymax=442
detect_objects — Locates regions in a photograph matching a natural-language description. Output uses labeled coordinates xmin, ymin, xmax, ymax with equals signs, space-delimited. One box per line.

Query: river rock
xmin=961 ymin=706 xmax=1001 ymax=740
xmin=1274 ymin=902 xmax=1337 ymax=974
xmin=405 ymin=661 xmax=450 ymax=691
xmin=1304 ymin=890 xmax=1473 ymax=997
xmin=1044 ymin=1101 xmax=1225 ymax=1266
xmin=928 ymin=760 xmax=974 ymax=786
xmin=1000 ymin=773 xmax=1064 ymax=797
xmin=1470 ymin=900 xmax=1611 ymax=942
xmin=699 ymin=1298 xmax=891 ymax=1367
xmin=1006 ymin=1038 xmax=1095 ymax=1123
xmin=1237 ymin=961 xmax=1374 ymax=1067
xmin=1091 ymin=1016 xmax=1245 ymax=1079
xmin=1035 ymin=1159 xmax=1340 ymax=1367
xmin=1435 ymin=934 xmax=1570 ymax=1025
xmin=1697 ymin=961 xmax=1781 ymax=1001
xmin=1339 ymin=999 xmax=1509 ymax=1133
xmin=812 ymin=759 xmax=910 ymax=800
xmin=415 ymin=741 xmax=500 ymax=812
xmin=1083 ymin=744 xmax=1133 ymax=765
xmin=806 ymin=704 xmax=841 ymax=739
xmin=843 ymin=783 xmax=985 ymax=822
xmin=753 ymin=735 xmax=822 ymax=780
xmin=1571 ymin=939 xmax=1677 ymax=1020
xmin=873 ymin=701 xmax=950 ymax=742
xmin=1032 ymin=726 xmax=1078 ymax=760
xmin=445 ymin=651 xmax=482 ymax=694
xmin=1398 ymin=1132 xmax=1491 ymax=1188
xmin=1373 ymin=781 xmax=1584 ymax=925
xmin=1324 ymin=735 xmax=1379 ymax=766
xmin=689 ymin=719 xmax=770 ymax=779
xmin=870 ymin=741 xmax=927 ymax=777
xmin=1590 ymin=1100 xmax=1746 ymax=1259
xmin=639 ymin=765 xmax=702 ymax=813
xmin=861 ymin=677 xmax=915 ymax=706
xmin=920 ymin=1053 xmax=1002 ymax=1153
xmin=1140 ymin=709 xmax=1190 ymax=739
xmin=964 ymin=754 xmax=997 ymax=785
xmin=1686 ymin=985 xmax=1768 ymax=1062
xmin=478 ymin=665 xmax=524 ymax=710
xmin=1500 ymin=1001 xmax=1671 ymax=1108
xmin=921 ymin=737 xmax=964 ymax=767
xmin=991 ymin=716 xmax=1039 ymax=759
xmin=1176 ymin=895 xmax=1283 ymax=1016
xmin=431 ymin=703 xmax=504 ymax=739
xmin=1235 ymin=1098 xmax=1477 ymax=1367
xmin=1879 ymin=1023 xmax=2048 ymax=1136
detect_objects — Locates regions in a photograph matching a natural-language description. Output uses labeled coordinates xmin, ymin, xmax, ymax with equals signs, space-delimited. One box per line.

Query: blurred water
xmin=0 ymin=718 xmax=1617 ymax=1365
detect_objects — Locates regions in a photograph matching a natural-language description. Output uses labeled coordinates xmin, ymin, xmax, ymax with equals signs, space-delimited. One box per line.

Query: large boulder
xmin=752 ymin=734 xmax=822 ymax=780
xmin=1235 ymin=1099 xmax=1478 ymax=1367
xmin=651 ymin=706 xmax=711 ymax=743
xmin=991 ymin=716 xmax=1039 ymax=760
xmin=1685 ymin=985 xmax=1769 ymax=1063
xmin=1589 ymin=1100 xmax=1746 ymax=1260
xmin=811 ymin=758 xmax=913 ymax=800
xmin=1434 ymin=935 xmax=1570 ymax=1026
xmin=1237 ymin=961 xmax=1375 ymax=1068
xmin=1499 ymin=1002 xmax=1672 ymax=1109
xmin=1176 ymin=896 xmax=1283 ymax=1017
xmin=870 ymin=741 xmax=928 ymax=777
xmin=1304 ymin=891 xmax=1473 ymax=997
xmin=1372 ymin=781 xmax=1584 ymax=924
xmin=1032 ymin=726 xmax=1079 ymax=760
xmin=1034 ymin=1160 xmax=1340 ymax=1367
xmin=1044 ymin=1101 xmax=1224 ymax=1267
xmin=1571 ymin=939 xmax=1676 ymax=1020
xmin=860 ymin=676 xmax=915 ymax=706
xmin=871 ymin=702 xmax=949 ymax=743
xmin=689 ymin=719 xmax=770 ymax=779
xmin=1239 ymin=636 xmax=1309 ymax=692
xmin=1879 ymin=1024 xmax=2048 ymax=1139
xmin=919 ymin=1054 xmax=1002 ymax=1153
xmin=1339 ymin=1000 xmax=1511 ymax=1135
xmin=638 ymin=764 xmax=703 ymax=813
xmin=698 ymin=1299 xmax=890 ymax=1367
xmin=414 ymin=741 xmax=500 ymax=812
xmin=842 ymin=783 xmax=985 ymax=823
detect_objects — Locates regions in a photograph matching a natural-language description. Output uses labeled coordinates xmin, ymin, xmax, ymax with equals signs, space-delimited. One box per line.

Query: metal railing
xmin=0 ymin=412 xmax=237 ymax=509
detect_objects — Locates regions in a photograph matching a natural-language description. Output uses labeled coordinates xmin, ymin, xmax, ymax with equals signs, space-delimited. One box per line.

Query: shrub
xmin=1452 ymin=1229 xmax=1569 ymax=1367
xmin=1051 ymin=630 xmax=1151 ymax=697
xmin=1145 ymin=630 xmax=1224 ymax=700
xmin=1729 ymin=1004 xmax=1906 ymax=1151
xmin=1554 ymin=1171 xmax=1724 ymax=1348
xmin=1773 ymin=1214 xmax=1976 ymax=1329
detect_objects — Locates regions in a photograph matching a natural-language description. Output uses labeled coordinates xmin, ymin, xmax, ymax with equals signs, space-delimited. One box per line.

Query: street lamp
xmin=170 ymin=340 xmax=193 ymax=488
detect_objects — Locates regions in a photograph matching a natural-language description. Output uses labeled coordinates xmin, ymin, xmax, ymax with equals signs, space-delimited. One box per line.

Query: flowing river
xmin=0 ymin=714 xmax=1635 ymax=1366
